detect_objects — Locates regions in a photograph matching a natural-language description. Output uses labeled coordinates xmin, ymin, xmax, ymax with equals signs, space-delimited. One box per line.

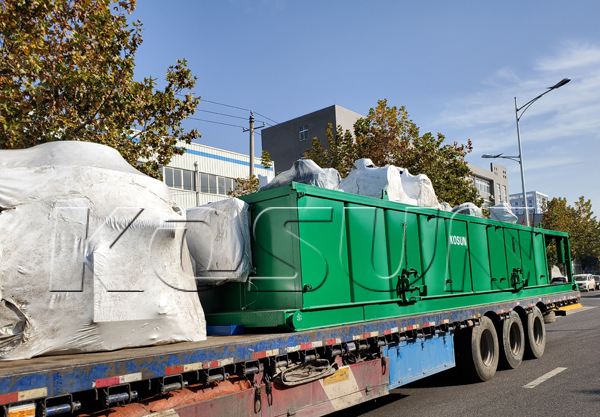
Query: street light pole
xmin=483 ymin=78 xmax=571 ymax=227
xmin=514 ymin=96 xmax=530 ymax=226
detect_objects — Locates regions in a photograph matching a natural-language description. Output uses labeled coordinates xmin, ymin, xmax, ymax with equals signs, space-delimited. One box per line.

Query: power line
xmin=201 ymin=98 xmax=252 ymax=112
xmin=187 ymin=117 xmax=245 ymax=129
xmin=177 ymin=94 xmax=311 ymax=155
xmin=196 ymin=108 xmax=248 ymax=120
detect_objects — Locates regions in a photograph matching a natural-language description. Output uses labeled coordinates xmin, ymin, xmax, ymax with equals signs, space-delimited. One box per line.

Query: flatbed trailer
xmin=0 ymin=290 xmax=579 ymax=417
xmin=0 ymin=182 xmax=582 ymax=417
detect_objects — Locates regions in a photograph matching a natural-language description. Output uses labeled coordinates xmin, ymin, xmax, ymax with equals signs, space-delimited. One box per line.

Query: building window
xmin=299 ymin=125 xmax=309 ymax=141
xmin=501 ymin=185 xmax=507 ymax=203
xmin=496 ymin=184 xmax=501 ymax=200
xmin=474 ymin=177 xmax=491 ymax=194
xmin=208 ymin=174 xmax=217 ymax=194
xmin=225 ymin=178 xmax=234 ymax=195
xmin=167 ymin=169 xmax=236 ymax=196
xmin=200 ymin=173 xmax=209 ymax=193
xmin=164 ymin=167 xmax=174 ymax=187
xmin=182 ymin=170 xmax=194 ymax=191
xmin=164 ymin=167 xmax=195 ymax=191
xmin=218 ymin=177 xmax=226 ymax=195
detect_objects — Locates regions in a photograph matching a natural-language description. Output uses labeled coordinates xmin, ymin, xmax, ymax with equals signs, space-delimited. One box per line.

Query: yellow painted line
xmin=557 ymin=303 xmax=582 ymax=312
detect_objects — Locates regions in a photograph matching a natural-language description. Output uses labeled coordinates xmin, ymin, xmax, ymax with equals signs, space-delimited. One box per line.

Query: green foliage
xmin=228 ymin=175 xmax=259 ymax=198
xmin=260 ymin=150 xmax=273 ymax=170
xmin=303 ymin=136 xmax=328 ymax=167
xmin=0 ymin=0 xmax=200 ymax=178
xmin=305 ymin=99 xmax=482 ymax=207
xmin=541 ymin=197 xmax=600 ymax=268
xmin=303 ymin=123 xmax=355 ymax=177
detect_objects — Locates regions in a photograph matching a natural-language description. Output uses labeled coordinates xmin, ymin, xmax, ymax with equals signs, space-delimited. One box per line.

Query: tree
xmin=541 ymin=197 xmax=600 ymax=270
xmin=0 ymin=0 xmax=200 ymax=178
xmin=304 ymin=135 xmax=329 ymax=167
xmin=305 ymin=99 xmax=482 ymax=207
xmin=228 ymin=150 xmax=274 ymax=197
xmin=228 ymin=175 xmax=259 ymax=198
xmin=260 ymin=150 xmax=273 ymax=170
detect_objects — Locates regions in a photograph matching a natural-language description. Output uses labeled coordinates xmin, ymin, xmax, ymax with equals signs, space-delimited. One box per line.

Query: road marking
xmin=562 ymin=306 xmax=596 ymax=315
xmin=558 ymin=303 xmax=583 ymax=312
xmin=523 ymin=367 xmax=567 ymax=388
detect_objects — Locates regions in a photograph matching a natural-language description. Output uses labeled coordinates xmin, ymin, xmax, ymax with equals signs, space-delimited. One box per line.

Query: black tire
xmin=543 ymin=310 xmax=556 ymax=324
xmin=456 ymin=316 xmax=499 ymax=382
xmin=498 ymin=310 xmax=525 ymax=369
xmin=524 ymin=306 xmax=546 ymax=359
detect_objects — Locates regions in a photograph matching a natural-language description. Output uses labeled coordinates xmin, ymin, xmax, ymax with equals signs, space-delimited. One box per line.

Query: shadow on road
xmin=328 ymin=392 xmax=409 ymax=417
xmin=402 ymin=367 xmax=476 ymax=388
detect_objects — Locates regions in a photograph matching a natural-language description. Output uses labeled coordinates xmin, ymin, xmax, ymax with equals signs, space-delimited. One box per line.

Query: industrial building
xmin=467 ymin=162 xmax=510 ymax=207
xmin=261 ymin=104 xmax=363 ymax=172
xmin=260 ymin=104 xmax=512 ymax=208
xmin=161 ymin=142 xmax=275 ymax=209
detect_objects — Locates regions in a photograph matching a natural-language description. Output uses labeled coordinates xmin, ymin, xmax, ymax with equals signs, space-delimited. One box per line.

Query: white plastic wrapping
xmin=340 ymin=159 xmax=440 ymax=208
xmin=489 ymin=203 xmax=518 ymax=224
xmin=186 ymin=198 xmax=253 ymax=284
xmin=439 ymin=202 xmax=453 ymax=212
xmin=452 ymin=202 xmax=484 ymax=218
xmin=259 ymin=159 xmax=341 ymax=191
xmin=258 ymin=174 xmax=273 ymax=190
xmin=0 ymin=141 xmax=206 ymax=360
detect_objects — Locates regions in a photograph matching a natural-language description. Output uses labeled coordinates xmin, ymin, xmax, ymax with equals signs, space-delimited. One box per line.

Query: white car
xmin=593 ymin=275 xmax=600 ymax=290
xmin=574 ymin=274 xmax=595 ymax=292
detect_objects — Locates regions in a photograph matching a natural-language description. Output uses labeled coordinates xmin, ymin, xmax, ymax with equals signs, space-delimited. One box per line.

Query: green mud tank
xmin=200 ymin=182 xmax=574 ymax=331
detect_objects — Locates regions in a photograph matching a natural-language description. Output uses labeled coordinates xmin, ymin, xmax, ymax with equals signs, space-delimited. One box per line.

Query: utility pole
xmin=243 ymin=111 xmax=264 ymax=178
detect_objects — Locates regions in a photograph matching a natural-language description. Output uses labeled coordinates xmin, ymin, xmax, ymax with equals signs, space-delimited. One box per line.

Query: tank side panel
xmin=298 ymin=196 xmax=350 ymax=308
xmin=518 ymin=230 xmax=537 ymax=286
xmin=533 ymin=232 xmax=550 ymax=284
xmin=345 ymin=204 xmax=393 ymax=303
xmin=418 ymin=215 xmax=448 ymax=297
xmin=468 ymin=222 xmax=492 ymax=292
xmin=446 ymin=219 xmax=471 ymax=293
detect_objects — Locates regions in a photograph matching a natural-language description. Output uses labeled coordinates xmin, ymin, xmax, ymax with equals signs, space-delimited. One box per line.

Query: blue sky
xmin=131 ymin=1 xmax=600 ymax=210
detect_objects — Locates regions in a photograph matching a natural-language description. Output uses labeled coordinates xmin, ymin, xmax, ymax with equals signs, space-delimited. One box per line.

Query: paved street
xmin=335 ymin=291 xmax=600 ymax=417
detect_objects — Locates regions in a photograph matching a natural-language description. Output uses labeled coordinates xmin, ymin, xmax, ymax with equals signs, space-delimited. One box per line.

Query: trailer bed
xmin=0 ymin=290 xmax=579 ymax=405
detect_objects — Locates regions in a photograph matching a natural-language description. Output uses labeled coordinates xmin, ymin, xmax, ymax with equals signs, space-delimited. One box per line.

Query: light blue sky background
xmin=131 ymin=1 xmax=600 ymax=210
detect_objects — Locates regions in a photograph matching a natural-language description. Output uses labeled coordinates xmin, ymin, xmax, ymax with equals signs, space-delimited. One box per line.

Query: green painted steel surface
xmin=202 ymin=183 xmax=574 ymax=331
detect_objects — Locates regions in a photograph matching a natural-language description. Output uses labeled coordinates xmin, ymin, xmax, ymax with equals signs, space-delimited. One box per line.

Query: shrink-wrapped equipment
xmin=340 ymin=159 xmax=440 ymax=208
xmin=489 ymin=203 xmax=518 ymax=224
xmin=186 ymin=198 xmax=253 ymax=284
xmin=260 ymin=159 xmax=341 ymax=191
xmin=0 ymin=141 xmax=206 ymax=360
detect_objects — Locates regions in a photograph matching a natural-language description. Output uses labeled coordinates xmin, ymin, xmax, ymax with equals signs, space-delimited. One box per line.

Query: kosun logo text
xmin=450 ymin=235 xmax=467 ymax=246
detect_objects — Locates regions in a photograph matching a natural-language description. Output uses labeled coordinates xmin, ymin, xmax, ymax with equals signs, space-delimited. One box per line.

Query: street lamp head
xmin=549 ymin=78 xmax=571 ymax=90
xmin=482 ymin=153 xmax=502 ymax=159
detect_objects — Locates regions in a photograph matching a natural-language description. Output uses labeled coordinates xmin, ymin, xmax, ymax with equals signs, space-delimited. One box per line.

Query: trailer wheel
xmin=543 ymin=310 xmax=556 ymax=324
xmin=455 ymin=316 xmax=499 ymax=382
xmin=524 ymin=306 xmax=546 ymax=359
xmin=498 ymin=310 xmax=524 ymax=369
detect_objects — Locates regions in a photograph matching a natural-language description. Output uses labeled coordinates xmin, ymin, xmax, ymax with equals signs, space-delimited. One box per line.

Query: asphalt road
xmin=333 ymin=291 xmax=600 ymax=417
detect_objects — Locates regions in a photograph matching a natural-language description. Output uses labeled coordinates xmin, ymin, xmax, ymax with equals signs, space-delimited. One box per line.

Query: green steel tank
xmin=199 ymin=182 xmax=574 ymax=331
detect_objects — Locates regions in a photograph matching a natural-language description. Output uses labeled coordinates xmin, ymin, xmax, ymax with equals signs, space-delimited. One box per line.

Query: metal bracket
xmin=241 ymin=360 xmax=261 ymax=378
xmin=159 ymin=374 xmax=188 ymax=395
xmin=102 ymin=384 xmax=137 ymax=408
xmin=301 ymin=348 xmax=318 ymax=362
xmin=511 ymin=268 xmax=527 ymax=291
xmin=253 ymin=385 xmax=262 ymax=414
xmin=396 ymin=268 xmax=426 ymax=303
xmin=39 ymin=394 xmax=81 ymax=417
xmin=202 ymin=367 xmax=229 ymax=385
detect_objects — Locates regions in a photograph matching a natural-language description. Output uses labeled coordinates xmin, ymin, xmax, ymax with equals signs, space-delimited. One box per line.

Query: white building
xmin=161 ymin=142 xmax=275 ymax=209
xmin=509 ymin=191 xmax=548 ymax=216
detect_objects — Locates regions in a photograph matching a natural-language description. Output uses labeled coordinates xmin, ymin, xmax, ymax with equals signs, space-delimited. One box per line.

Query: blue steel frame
xmin=0 ymin=291 xmax=578 ymax=402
